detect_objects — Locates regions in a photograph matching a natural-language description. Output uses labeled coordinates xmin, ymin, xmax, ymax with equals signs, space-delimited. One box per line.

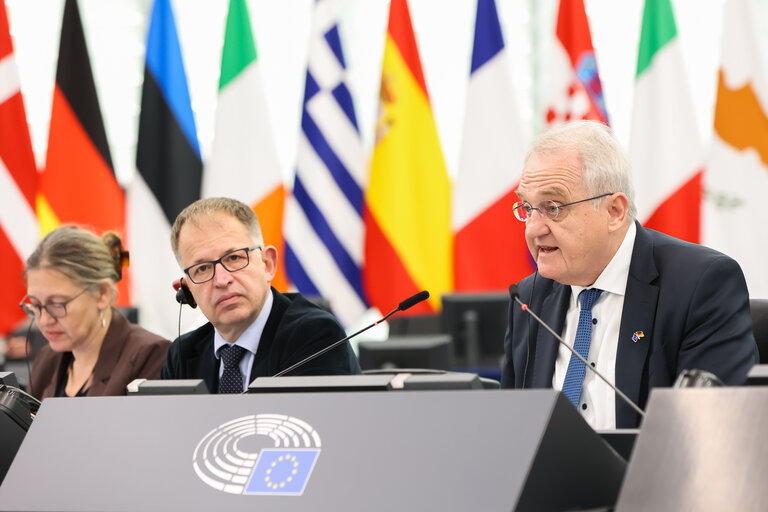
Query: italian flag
xmin=629 ymin=0 xmax=703 ymax=243
xmin=204 ymin=0 xmax=287 ymax=290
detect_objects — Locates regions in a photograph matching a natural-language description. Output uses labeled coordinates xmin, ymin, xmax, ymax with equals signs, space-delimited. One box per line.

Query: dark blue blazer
xmin=161 ymin=288 xmax=361 ymax=392
xmin=501 ymin=222 xmax=758 ymax=427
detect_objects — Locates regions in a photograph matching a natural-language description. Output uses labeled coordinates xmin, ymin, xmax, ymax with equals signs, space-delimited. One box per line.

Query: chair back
xmin=750 ymin=299 xmax=768 ymax=364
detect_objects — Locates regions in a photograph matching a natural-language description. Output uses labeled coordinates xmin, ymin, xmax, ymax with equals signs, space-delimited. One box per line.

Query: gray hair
xmin=170 ymin=197 xmax=264 ymax=263
xmin=25 ymin=225 xmax=125 ymax=301
xmin=526 ymin=120 xmax=637 ymax=220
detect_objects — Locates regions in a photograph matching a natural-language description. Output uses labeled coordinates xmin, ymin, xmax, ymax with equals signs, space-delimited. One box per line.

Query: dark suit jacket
xmin=501 ymin=222 xmax=758 ymax=427
xmin=29 ymin=310 xmax=170 ymax=399
xmin=161 ymin=288 xmax=361 ymax=392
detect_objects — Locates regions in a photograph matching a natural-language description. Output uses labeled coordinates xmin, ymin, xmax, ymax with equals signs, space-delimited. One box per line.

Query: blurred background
xmin=2 ymin=0 xmax=767 ymax=357
xmin=8 ymin=0 xmax=767 ymax=182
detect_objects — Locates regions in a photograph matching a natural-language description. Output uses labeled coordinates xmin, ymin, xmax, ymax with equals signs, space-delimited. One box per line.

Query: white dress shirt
xmin=213 ymin=289 xmax=274 ymax=392
xmin=553 ymin=222 xmax=636 ymax=429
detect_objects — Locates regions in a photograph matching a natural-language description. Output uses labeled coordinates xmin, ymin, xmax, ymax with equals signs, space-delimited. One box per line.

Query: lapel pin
xmin=632 ymin=331 xmax=645 ymax=343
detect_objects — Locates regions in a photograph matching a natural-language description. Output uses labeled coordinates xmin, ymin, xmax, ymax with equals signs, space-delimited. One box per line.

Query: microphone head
xmin=508 ymin=284 xmax=520 ymax=301
xmin=398 ymin=290 xmax=430 ymax=311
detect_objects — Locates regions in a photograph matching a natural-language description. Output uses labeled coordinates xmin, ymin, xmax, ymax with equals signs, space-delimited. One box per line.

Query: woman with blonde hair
xmin=21 ymin=225 xmax=170 ymax=399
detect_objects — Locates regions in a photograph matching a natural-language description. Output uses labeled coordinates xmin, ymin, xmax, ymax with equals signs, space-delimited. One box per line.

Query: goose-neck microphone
xmin=271 ymin=290 xmax=431 ymax=378
xmin=508 ymin=284 xmax=645 ymax=420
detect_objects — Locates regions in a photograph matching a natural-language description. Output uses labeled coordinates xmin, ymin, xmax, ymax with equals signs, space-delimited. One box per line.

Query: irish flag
xmin=704 ymin=0 xmax=768 ymax=298
xmin=364 ymin=0 xmax=452 ymax=313
xmin=204 ymin=0 xmax=287 ymax=291
xmin=629 ymin=0 xmax=703 ymax=243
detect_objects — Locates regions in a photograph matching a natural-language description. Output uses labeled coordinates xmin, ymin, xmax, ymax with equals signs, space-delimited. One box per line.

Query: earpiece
xmin=175 ymin=277 xmax=197 ymax=308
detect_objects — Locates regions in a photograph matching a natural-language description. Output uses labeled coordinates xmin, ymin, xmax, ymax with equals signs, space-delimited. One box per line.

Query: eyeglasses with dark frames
xmin=19 ymin=288 xmax=89 ymax=319
xmin=183 ymin=246 xmax=262 ymax=284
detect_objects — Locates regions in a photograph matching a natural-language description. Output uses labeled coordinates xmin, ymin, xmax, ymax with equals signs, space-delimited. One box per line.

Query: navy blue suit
xmin=501 ymin=223 xmax=758 ymax=427
xmin=161 ymin=288 xmax=361 ymax=392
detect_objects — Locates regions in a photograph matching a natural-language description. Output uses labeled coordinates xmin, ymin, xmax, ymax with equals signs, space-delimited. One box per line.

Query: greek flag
xmin=284 ymin=0 xmax=367 ymax=326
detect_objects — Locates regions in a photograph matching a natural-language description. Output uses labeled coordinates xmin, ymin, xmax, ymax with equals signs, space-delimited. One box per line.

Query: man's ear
xmin=261 ymin=246 xmax=278 ymax=282
xmin=607 ymin=193 xmax=629 ymax=231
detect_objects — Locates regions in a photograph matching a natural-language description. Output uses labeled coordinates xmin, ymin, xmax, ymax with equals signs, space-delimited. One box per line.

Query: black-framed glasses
xmin=512 ymin=193 xmax=614 ymax=222
xmin=184 ymin=246 xmax=262 ymax=284
xmin=19 ymin=288 xmax=89 ymax=319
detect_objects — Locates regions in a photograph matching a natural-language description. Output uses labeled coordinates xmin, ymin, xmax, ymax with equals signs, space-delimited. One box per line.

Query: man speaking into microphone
xmin=501 ymin=121 xmax=757 ymax=429
xmin=161 ymin=197 xmax=360 ymax=393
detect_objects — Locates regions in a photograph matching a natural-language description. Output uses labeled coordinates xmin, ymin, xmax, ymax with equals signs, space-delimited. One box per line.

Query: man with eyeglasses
xmin=501 ymin=120 xmax=757 ymax=429
xmin=161 ymin=197 xmax=360 ymax=393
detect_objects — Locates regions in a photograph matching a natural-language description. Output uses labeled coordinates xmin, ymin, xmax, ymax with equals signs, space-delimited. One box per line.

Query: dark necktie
xmin=219 ymin=344 xmax=247 ymax=394
xmin=562 ymin=288 xmax=603 ymax=407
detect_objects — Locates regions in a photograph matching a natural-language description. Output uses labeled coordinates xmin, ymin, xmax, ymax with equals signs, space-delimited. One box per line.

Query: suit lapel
xmin=530 ymin=283 xmax=570 ymax=387
xmin=188 ymin=348 xmax=218 ymax=394
xmin=181 ymin=323 xmax=218 ymax=393
xmin=615 ymin=223 xmax=659 ymax=427
xmin=89 ymin=310 xmax=128 ymax=395
xmin=251 ymin=288 xmax=289 ymax=378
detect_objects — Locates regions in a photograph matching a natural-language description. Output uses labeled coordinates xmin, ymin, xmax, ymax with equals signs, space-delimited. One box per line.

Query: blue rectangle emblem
xmin=244 ymin=449 xmax=320 ymax=495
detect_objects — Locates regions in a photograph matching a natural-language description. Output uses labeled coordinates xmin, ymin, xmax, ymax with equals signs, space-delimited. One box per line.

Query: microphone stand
xmin=512 ymin=294 xmax=645 ymax=420
xmin=272 ymin=291 xmax=430 ymax=378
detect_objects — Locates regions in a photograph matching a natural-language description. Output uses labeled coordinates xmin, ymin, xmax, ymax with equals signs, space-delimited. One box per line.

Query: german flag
xmin=363 ymin=0 xmax=452 ymax=313
xmin=39 ymin=0 xmax=129 ymax=304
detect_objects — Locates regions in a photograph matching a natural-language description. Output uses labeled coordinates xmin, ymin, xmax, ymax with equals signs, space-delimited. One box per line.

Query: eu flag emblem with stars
xmin=245 ymin=449 xmax=320 ymax=495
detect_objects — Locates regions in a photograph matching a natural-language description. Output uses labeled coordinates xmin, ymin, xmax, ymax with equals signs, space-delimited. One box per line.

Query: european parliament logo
xmin=192 ymin=414 xmax=321 ymax=496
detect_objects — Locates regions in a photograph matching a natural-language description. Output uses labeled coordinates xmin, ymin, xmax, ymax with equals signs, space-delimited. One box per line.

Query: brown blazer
xmin=29 ymin=310 xmax=170 ymax=399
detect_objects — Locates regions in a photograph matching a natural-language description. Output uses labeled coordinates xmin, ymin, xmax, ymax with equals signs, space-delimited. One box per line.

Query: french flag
xmin=454 ymin=0 xmax=533 ymax=291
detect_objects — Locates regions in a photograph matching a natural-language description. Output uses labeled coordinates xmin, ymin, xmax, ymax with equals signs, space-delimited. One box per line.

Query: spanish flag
xmin=39 ymin=0 xmax=129 ymax=303
xmin=363 ymin=0 xmax=452 ymax=313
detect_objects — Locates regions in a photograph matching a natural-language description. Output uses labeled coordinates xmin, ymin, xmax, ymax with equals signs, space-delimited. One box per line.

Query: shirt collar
xmin=214 ymin=288 xmax=274 ymax=358
xmin=571 ymin=221 xmax=637 ymax=301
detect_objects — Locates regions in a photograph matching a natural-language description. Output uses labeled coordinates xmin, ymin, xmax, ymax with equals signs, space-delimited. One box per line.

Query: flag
xmin=543 ymin=0 xmax=609 ymax=127
xmin=203 ymin=0 xmax=287 ymax=291
xmin=131 ymin=0 xmax=203 ymax=338
xmin=453 ymin=0 xmax=531 ymax=291
xmin=629 ymin=0 xmax=703 ymax=243
xmin=704 ymin=0 xmax=768 ymax=298
xmin=0 ymin=2 xmax=37 ymax=335
xmin=364 ymin=0 xmax=452 ymax=313
xmin=40 ymin=0 xmax=130 ymax=303
xmin=283 ymin=0 xmax=367 ymax=326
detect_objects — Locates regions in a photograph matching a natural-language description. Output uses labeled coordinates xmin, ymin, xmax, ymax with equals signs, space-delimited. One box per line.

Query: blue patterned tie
xmin=562 ymin=288 xmax=603 ymax=407
xmin=219 ymin=344 xmax=247 ymax=394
